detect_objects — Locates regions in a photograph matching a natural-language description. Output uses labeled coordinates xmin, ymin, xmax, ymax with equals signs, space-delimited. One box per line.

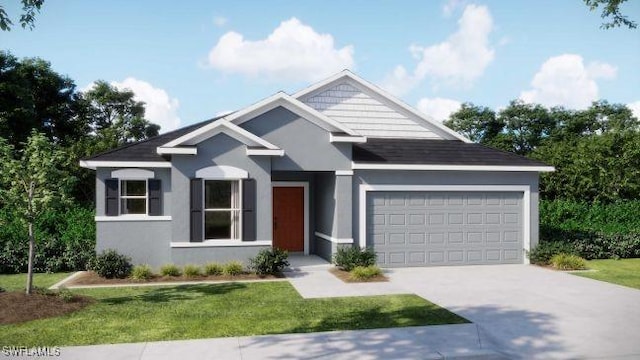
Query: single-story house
xmin=80 ymin=70 xmax=553 ymax=268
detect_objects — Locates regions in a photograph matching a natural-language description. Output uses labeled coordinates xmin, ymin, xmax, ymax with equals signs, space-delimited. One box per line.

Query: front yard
xmin=573 ymin=258 xmax=640 ymax=289
xmin=0 ymin=278 xmax=467 ymax=346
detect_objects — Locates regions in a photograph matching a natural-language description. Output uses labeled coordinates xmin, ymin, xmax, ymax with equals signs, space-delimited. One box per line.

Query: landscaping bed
xmin=65 ymin=270 xmax=283 ymax=286
xmin=0 ymin=291 xmax=93 ymax=324
xmin=329 ymin=267 xmax=388 ymax=283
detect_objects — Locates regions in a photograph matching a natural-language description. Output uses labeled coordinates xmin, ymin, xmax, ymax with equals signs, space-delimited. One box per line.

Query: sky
xmin=1 ymin=0 xmax=639 ymax=133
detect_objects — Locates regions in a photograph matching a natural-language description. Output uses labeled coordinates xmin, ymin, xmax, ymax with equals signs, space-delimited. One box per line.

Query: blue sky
xmin=1 ymin=0 xmax=639 ymax=132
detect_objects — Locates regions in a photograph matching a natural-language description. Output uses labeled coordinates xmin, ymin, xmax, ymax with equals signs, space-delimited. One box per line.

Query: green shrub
xmin=333 ymin=246 xmax=377 ymax=271
xmin=131 ymin=264 xmax=153 ymax=281
xmin=0 ymin=286 xmax=5 ymax=293
xmin=541 ymin=199 xmax=640 ymax=234
xmin=90 ymin=249 xmax=132 ymax=279
xmin=57 ymin=287 xmax=75 ymax=303
xmin=248 ymin=248 xmax=289 ymax=275
xmin=160 ymin=264 xmax=181 ymax=277
xmin=223 ymin=261 xmax=244 ymax=276
xmin=550 ymin=253 xmax=587 ymax=270
xmin=204 ymin=262 xmax=223 ymax=276
xmin=183 ymin=264 xmax=202 ymax=278
xmin=349 ymin=265 xmax=383 ymax=281
xmin=528 ymin=241 xmax=576 ymax=265
xmin=0 ymin=206 xmax=95 ymax=274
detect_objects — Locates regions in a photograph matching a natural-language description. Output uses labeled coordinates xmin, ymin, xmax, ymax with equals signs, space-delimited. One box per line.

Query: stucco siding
xmin=95 ymin=167 xmax=171 ymax=217
xmin=96 ymin=220 xmax=172 ymax=267
xmin=239 ymin=106 xmax=351 ymax=171
xmin=171 ymin=133 xmax=272 ymax=243
xmin=170 ymin=246 xmax=270 ymax=266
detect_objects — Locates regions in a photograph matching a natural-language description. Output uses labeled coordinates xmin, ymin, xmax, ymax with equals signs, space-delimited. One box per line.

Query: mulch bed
xmin=0 ymin=291 xmax=94 ymax=324
xmin=329 ymin=268 xmax=388 ymax=283
xmin=65 ymin=271 xmax=283 ymax=286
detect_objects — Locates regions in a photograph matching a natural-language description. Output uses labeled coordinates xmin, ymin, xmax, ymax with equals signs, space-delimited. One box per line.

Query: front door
xmin=273 ymin=186 xmax=304 ymax=252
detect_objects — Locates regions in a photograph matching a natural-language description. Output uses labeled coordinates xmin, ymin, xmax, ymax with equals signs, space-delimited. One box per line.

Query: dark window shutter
xmin=105 ymin=178 xmax=119 ymax=216
xmin=190 ymin=178 xmax=203 ymax=242
xmin=242 ymin=178 xmax=256 ymax=241
xmin=148 ymin=179 xmax=162 ymax=216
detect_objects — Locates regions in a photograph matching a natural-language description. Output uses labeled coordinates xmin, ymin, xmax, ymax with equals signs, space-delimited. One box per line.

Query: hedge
xmin=0 ymin=206 xmax=95 ymax=273
xmin=533 ymin=200 xmax=640 ymax=263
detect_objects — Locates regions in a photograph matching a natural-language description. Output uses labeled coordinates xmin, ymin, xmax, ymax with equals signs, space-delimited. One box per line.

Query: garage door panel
xmin=367 ymin=191 xmax=524 ymax=267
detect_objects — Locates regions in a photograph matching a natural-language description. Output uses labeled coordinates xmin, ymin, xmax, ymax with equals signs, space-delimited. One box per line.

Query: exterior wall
xmin=352 ymin=170 xmax=540 ymax=249
xmin=299 ymin=80 xmax=445 ymax=139
xmin=171 ymin=133 xmax=272 ymax=243
xmin=95 ymin=167 xmax=173 ymax=267
xmin=96 ymin=221 xmax=172 ymax=267
xmin=170 ymin=245 xmax=270 ymax=266
xmin=95 ymin=167 xmax=171 ymax=217
xmin=239 ymin=106 xmax=352 ymax=172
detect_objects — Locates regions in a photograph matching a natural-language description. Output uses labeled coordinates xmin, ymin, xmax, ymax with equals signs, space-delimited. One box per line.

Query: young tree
xmin=0 ymin=132 xmax=72 ymax=294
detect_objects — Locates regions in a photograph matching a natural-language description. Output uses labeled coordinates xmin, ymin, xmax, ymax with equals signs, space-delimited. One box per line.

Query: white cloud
xmin=416 ymin=97 xmax=461 ymax=122
xmin=442 ymin=0 xmax=465 ymax=17
xmin=628 ymin=101 xmax=640 ymax=119
xmin=520 ymin=54 xmax=617 ymax=109
xmin=383 ymin=4 xmax=495 ymax=95
xmin=111 ymin=78 xmax=182 ymax=133
xmin=207 ymin=17 xmax=354 ymax=82
xmin=213 ymin=16 xmax=228 ymax=28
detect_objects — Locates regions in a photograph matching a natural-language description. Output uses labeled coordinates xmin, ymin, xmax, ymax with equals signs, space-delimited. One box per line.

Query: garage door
xmin=367 ymin=191 xmax=524 ymax=267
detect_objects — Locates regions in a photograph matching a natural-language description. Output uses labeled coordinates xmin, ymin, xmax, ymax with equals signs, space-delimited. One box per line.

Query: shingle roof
xmin=85 ymin=116 xmax=225 ymax=162
xmin=353 ymin=138 xmax=548 ymax=166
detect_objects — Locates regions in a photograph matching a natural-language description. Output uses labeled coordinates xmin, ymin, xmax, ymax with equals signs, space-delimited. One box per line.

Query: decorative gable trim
xmin=226 ymin=92 xmax=360 ymax=137
xmin=162 ymin=119 xmax=279 ymax=149
xmin=294 ymin=70 xmax=471 ymax=143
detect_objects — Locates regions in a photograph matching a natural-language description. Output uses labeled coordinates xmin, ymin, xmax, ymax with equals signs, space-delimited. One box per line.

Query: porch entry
xmin=272 ymin=182 xmax=308 ymax=253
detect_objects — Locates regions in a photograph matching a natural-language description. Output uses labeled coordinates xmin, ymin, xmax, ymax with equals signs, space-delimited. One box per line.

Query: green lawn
xmin=0 ymin=272 xmax=70 ymax=292
xmin=0 ymin=281 xmax=467 ymax=346
xmin=574 ymin=258 xmax=640 ymax=289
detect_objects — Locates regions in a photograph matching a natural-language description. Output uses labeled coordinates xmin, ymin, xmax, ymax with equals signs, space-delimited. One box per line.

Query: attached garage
xmin=366 ymin=189 xmax=526 ymax=267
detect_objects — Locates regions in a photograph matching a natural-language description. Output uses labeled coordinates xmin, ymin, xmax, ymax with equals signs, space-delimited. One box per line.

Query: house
xmin=80 ymin=70 xmax=553 ymax=268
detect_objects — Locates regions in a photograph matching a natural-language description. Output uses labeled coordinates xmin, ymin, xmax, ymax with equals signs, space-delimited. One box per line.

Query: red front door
xmin=272 ymin=186 xmax=304 ymax=252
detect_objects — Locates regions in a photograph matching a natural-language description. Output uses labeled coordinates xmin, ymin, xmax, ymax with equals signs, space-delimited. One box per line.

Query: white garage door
xmin=367 ymin=191 xmax=524 ymax=267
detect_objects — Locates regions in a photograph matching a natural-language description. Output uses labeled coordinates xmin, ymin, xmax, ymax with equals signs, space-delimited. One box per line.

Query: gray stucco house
xmin=80 ymin=70 xmax=553 ymax=268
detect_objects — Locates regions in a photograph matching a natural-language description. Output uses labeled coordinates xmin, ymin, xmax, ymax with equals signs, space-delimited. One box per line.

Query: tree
xmin=584 ymin=0 xmax=637 ymax=29
xmin=0 ymin=51 xmax=87 ymax=148
xmin=79 ymin=81 xmax=160 ymax=149
xmin=498 ymin=100 xmax=556 ymax=155
xmin=0 ymin=0 xmax=44 ymax=31
xmin=0 ymin=132 xmax=73 ymax=294
xmin=444 ymin=103 xmax=502 ymax=144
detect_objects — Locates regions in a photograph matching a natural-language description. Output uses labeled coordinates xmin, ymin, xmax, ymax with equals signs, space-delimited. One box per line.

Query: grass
xmin=0 ymin=281 xmax=467 ymax=346
xmin=0 ymin=273 xmax=70 ymax=292
xmin=573 ymin=258 xmax=640 ymax=289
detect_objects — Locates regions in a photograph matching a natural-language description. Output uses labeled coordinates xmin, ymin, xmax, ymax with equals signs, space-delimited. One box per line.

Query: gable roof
xmin=162 ymin=92 xmax=362 ymax=150
xmin=81 ymin=116 xmax=223 ymax=165
xmin=353 ymin=138 xmax=554 ymax=172
xmin=294 ymin=70 xmax=471 ymax=143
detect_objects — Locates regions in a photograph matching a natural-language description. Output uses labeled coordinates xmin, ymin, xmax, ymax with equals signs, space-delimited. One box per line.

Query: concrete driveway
xmin=389 ymin=265 xmax=640 ymax=360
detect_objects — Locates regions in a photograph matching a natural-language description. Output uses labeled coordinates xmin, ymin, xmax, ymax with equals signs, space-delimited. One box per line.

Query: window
xmin=204 ymin=180 xmax=241 ymax=240
xmin=120 ymin=180 xmax=147 ymax=215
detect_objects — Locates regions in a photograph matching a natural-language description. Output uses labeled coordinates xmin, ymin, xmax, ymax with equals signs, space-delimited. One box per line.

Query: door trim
xmin=272 ymin=181 xmax=309 ymax=255
xmin=358 ymin=184 xmax=531 ymax=264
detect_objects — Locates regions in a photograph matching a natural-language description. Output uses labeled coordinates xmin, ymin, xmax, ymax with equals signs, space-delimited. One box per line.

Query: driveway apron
xmin=389 ymin=264 xmax=640 ymax=359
